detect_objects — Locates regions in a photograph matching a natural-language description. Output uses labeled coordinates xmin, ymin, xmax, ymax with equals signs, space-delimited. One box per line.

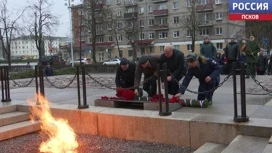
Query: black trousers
xmin=143 ymin=79 xmax=157 ymax=97
xmin=197 ymin=79 xmax=217 ymax=101
xmin=167 ymin=80 xmax=179 ymax=95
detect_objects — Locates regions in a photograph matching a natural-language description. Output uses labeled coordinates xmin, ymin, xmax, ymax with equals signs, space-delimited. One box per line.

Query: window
xmin=149 ymin=33 xmax=154 ymax=39
xmin=199 ymin=28 xmax=209 ymax=36
xmin=173 ymin=2 xmax=179 ymax=9
xmin=174 ymin=45 xmax=179 ymax=50
xmin=99 ymin=52 xmax=104 ymax=61
xmin=160 ymin=46 xmax=164 ymax=52
xmin=215 ymin=27 xmax=222 ymax=35
xmin=116 ymin=0 xmax=121 ymax=4
xmin=187 ymin=44 xmax=192 ymax=51
xmin=187 ymin=30 xmax=192 ymax=37
xmin=139 ymin=33 xmax=145 ymax=40
xmin=148 ymin=19 xmax=154 ymax=26
xmin=140 ymin=20 xmax=144 ymax=27
xmin=158 ymin=3 xmax=167 ymax=10
xmin=148 ymin=6 xmax=153 ymax=12
xmin=216 ymin=43 xmax=223 ymax=50
xmin=173 ymin=16 xmax=179 ymax=24
xmin=108 ymin=36 xmax=113 ymax=42
xmin=149 ymin=46 xmax=154 ymax=53
xmin=159 ymin=31 xmax=168 ymax=39
xmin=107 ymin=25 xmax=112 ymax=30
xmin=141 ymin=47 xmax=145 ymax=55
xmin=215 ymin=12 xmax=222 ymax=20
xmin=200 ymin=0 xmax=208 ymax=5
xmin=107 ymin=49 xmax=112 ymax=58
xmin=117 ymin=10 xmax=121 ymax=16
xmin=106 ymin=0 xmax=111 ymax=5
xmin=186 ymin=0 xmax=192 ymax=7
xmin=118 ymin=35 xmax=123 ymax=42
xmin=128 ymin=50 xmax=133 ymax=57
xmin=117 ymin=22 xmax=122 ymax=29
xmin=215 ymin=0 xmax=222 ymax=4
xmin=139 ymin=7 xmax=144 ymax=14
xmin=159 ymin=18 xmax=168 ymax=24
xmin=173 ymin=31 xmax=180 ymax=38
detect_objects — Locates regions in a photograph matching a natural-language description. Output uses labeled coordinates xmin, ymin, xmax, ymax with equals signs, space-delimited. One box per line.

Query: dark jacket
xmin=239 ymin=54 xmax=247 ymax=63
xmin=160 ymin=49 xmax=186 ymax=81
xmin=179 ymin=57 xmax=222 ymax=94
xmin=257 ymin=54 xmax=267 ymax=71
xmin=115 ymin=62 xmax=136 ymax=88
xmin=200 ymin=42 xmax=217 ymax=59
xmin=225 ymin=42 xmax=240 ymax=61
xmin=45 ymin=66 xmax=54 ymax=76
xmin=134 ymin=55 xmax=161 ymax=87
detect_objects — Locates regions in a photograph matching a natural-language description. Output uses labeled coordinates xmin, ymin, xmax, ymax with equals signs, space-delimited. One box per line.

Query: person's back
xmin=45 ymin=64 xmax=54 ymax=76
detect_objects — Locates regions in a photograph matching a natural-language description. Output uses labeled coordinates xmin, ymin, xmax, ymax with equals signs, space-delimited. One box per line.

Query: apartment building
xmin=72 ymin=0 xmax=245 ymax=62
xmin=10 ymin=36 xmax=68 ymax=59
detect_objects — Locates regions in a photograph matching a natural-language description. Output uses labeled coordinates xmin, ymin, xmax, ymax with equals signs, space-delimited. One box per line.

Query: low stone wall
xmin=17 ymin=104 xmax=272 ymax=149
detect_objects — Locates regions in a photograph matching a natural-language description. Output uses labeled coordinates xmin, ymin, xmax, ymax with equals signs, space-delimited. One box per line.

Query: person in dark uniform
xmin=44 ymin=63 xmax=54 ymax=76
xmin=134 ymin=55 xmax=160 ymax=97
xmin=115 ymin=58 xmax=136 ymax=89
xmin=175 ymin=53 xmax=222 ymax=105
xmin=225 ymin=36 xmax=240 ymax=74
xmin=160 ymin=44 xmax=186 ymax=95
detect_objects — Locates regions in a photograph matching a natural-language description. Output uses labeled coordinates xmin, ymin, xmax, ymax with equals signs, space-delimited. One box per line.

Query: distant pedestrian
xmin=245 ymin=36 xmax=260 ymax=78
xmin=44 ymin=63 xmax=54 ymax=76
xmin=257 ymin=50 xmax=267 ymax=75
xmin=200 ymin=35 xmax=217 ymax=59
xmin=225 ymin=36 xmax=240 ymax=74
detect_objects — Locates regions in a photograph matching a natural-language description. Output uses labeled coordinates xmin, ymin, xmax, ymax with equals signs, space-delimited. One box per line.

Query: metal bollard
xmin=77 ymin=65 xmax=89 ymax=109
xmin=232 ymin=62 xmax=238 ymax=119
xmin=233 ymin=62 xmax=249 ymax=122
xmin=1 ymin=66 xmax=11 ymax=102
xmin=159 ymin=63 xmax=172 ymax=116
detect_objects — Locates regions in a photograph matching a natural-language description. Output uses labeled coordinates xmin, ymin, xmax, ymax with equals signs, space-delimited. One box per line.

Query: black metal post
xmin=232 ymin=62 xmax=238 ymax=119
xmin=76 ymin=66 xmax=81 ymax=108
xmin=159 ymin=63 xmax=172 ymax=116
xmin=157 ymin=64 xmax=163 ymax=113
xmin=240 ymin=63 xmax=248 ymax=121
xmin=234 ymin=62 xmax=249 ymax=122
xmin=78 ymin=65 xmax=89 ymax=109
xmin=1 ymin=66 xmax=11 ymax=102
xmin=39 ymin=66 xmax=45 ymax=97
xmin=79 ymin=11 xmax=83 ymax=64
xmin=35 ymin=66 xmax=39 ymax=96
xmin=1 ymin=67 xmax=4 ymax=101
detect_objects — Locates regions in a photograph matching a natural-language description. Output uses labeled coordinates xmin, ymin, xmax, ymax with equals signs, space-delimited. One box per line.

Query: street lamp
xmin=65 ymin=0 xmax=74 ymax=67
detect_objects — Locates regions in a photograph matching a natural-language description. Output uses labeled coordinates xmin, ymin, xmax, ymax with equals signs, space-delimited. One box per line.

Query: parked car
xmin=103 ymin=58 xmax=120 ymax=65
xmin=70 ymin=58 xmax=91 ymax=65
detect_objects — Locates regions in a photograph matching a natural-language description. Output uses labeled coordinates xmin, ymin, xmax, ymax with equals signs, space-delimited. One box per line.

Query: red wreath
xmin=169 ymin=96 xmax=180 ymax=103
xmin=150 ymin=94 xmax=165 ymax=102
xmin=121 ymin=90 xmax=136 ymax=100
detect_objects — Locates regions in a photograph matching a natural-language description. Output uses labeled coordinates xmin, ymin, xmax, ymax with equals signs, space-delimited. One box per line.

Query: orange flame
xmin=29 ymin=94 xmax=79 ymax=153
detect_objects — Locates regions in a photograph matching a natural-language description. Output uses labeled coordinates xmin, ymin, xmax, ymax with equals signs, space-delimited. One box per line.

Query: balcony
xmin=153 ymin=24 xmax=168 ymax=30
xmin=124 ymin=12 xmax=138 ymax=19
xmin=199 ymin=20 xmax=213 ymax=27
xmin=153 ymin=0 xmax=168 ymax=3
xmin=94 ymin=4 xmax=103 ymax=10
xmin=196 ymin=3 xmax=213 ymax=12
xmin=124 ymin=0 xmax=137 ymax=7
xmin=153 ymin=9 xmax=168 ymax=16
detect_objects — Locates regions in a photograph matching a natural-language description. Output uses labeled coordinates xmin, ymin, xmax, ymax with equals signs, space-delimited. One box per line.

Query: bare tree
xmin=122 ymin=17 xmax=139 ymax=62
xmin=104 ymin=8 xmax=122 ymax=58
xmin=26 ymin=0 xmax=59 ymax=65
xmin=180 ymin=0 xmax=200 ymax=52
xmin=81 ymin=0 xmax=108 ymax=63
xmin=0 ymin=0 xmax=25 ymax=66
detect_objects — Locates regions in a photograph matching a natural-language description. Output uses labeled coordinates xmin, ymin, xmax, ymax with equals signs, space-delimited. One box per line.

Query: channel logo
xmin=228 ymin=0 xmax=272 ymax=20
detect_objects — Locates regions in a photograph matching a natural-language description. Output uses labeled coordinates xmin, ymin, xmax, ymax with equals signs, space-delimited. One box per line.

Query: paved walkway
xmin=2 ymin=74 xmax=272 ymax=120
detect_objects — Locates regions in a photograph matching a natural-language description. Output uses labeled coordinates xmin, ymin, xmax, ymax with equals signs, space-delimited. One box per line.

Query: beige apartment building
xmin=72 ymin=0 xmax=245 ymax=62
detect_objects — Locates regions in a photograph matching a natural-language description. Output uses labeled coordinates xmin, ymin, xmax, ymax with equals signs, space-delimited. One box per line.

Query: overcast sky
xmin=6 ymin=0 xmax=81 ymax=37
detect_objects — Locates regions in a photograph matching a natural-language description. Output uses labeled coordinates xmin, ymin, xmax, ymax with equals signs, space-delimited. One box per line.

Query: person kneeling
xmin=175 ymin=53 xmax=221 ymax=105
